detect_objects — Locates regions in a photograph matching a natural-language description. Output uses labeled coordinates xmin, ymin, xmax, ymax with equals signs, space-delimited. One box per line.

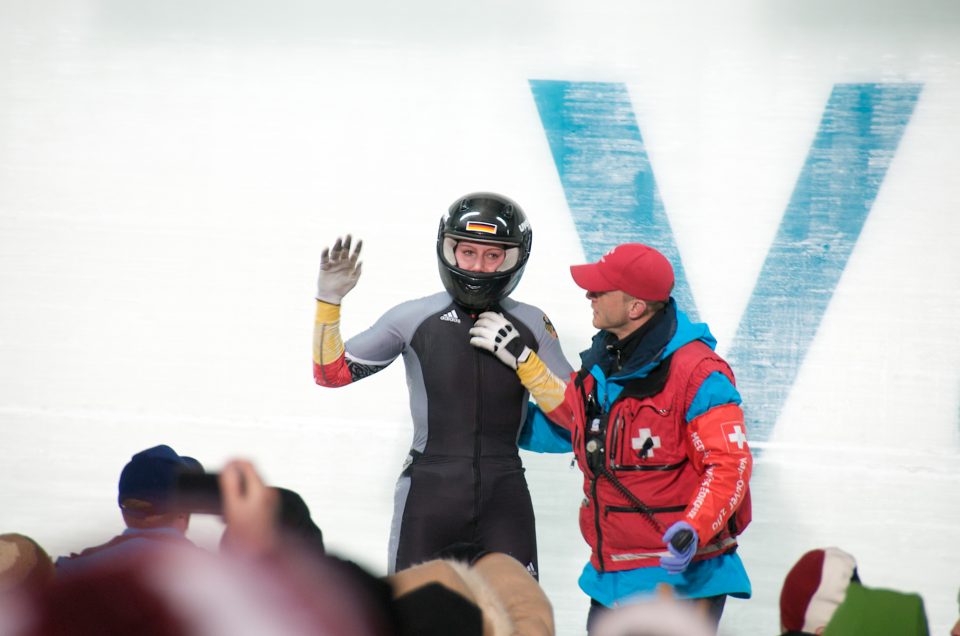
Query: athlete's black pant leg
xmin=476 ymin=458 xmax=539 ymax=579
xmin=394 ymin=458 xmax=474 ymax=572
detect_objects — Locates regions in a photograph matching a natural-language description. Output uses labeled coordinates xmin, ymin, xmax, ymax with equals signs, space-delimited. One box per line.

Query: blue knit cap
xmin=118 ymin=445 xmax=203 ymax=516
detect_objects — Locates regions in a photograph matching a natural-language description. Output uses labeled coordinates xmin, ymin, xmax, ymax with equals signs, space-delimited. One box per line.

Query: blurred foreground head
xmin=780 ymin=547 xmax=858 ymax=635
xmin=589 ymin=596 xmax=715 ymax=636
xmin=0 ymin=542 xmax=393 ymax=636
xmin=0 ymin=534 xmax=54 ymax=596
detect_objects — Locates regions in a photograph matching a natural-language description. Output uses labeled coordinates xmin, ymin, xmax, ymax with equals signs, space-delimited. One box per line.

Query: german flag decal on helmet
xmin=465 ymin=221 xmax=498 ymax=234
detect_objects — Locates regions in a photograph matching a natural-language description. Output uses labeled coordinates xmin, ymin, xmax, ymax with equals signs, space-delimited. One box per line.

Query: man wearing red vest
xmin=469 ymin=243 xmax=753 ymax=632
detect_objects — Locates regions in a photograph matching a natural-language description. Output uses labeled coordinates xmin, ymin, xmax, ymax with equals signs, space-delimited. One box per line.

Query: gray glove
xmin=316 ymin=235 xmax=362 ymax=304
xmin=469 ymin=311 xmax=531 ymax=370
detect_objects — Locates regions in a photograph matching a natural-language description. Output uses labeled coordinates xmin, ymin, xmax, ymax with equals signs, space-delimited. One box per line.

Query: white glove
xmin=469 ymin=311 xmax=531 ymax=370
xmin=316 ymin=235 xmax=362 ymax=304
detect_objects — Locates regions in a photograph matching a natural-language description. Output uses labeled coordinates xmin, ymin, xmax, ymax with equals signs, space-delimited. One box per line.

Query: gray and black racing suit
xmin=313 ymin=291 xmax=573 ymax=575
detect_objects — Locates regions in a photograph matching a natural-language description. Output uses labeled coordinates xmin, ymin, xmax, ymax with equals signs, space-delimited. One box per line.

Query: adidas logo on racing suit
xmin=439 ymin=309 xmax=461 ymax=324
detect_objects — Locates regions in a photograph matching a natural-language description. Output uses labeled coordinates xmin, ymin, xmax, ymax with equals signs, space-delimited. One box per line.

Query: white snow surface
xmin=1 ymin=2 xmax=958 ymax=635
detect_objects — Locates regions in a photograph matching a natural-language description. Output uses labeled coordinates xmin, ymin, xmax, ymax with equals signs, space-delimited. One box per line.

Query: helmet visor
xmin=440 ymin=236 xmax=520 ymax=274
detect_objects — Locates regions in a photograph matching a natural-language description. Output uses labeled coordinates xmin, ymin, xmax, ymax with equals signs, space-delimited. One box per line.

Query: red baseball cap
xmin=570 ymin=244 xmax=675 ymax=302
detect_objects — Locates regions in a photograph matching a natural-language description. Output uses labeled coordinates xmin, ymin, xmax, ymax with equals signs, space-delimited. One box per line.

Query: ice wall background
xmin=1 ymin=1 xmax=958 ymax=634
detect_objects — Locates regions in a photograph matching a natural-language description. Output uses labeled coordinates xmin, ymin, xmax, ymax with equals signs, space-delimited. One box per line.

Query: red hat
xmin=570 ymin=244 xmax=675 ymax=301
xmin=780 ymin=547 xmax=858 ymax=634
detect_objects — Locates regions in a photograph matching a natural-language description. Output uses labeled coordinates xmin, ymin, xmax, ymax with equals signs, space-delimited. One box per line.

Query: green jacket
xmin=822 ymin=582 xmax=929 ymax=636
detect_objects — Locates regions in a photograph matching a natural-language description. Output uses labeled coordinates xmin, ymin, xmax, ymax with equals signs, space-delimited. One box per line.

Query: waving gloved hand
xmin=660 ymin=521 xmax=698 ymax=574
xmin=316 ymin=235 xmax=363 ymax=304
xmin=469 ymin=311 xmax=531 ymax=370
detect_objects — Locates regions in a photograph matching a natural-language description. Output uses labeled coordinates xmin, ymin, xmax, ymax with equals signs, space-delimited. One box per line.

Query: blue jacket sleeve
xmin=685 ymin=371 xmax=742 ymax=421
xmin=519 ymin=403 xmax=573 ymax=453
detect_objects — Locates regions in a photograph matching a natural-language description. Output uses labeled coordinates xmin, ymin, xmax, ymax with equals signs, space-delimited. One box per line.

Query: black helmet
xmin=437 ymin=192 xmax=533 ymax=311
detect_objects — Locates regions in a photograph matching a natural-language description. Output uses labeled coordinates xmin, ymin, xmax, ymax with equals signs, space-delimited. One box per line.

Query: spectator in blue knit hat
xmin=55 ymin=444 xmax=204 ymax=575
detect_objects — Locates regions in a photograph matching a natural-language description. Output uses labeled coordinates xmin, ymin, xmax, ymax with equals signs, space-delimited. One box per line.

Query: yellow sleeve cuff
xmin=516 ymin=351 xmax=567 ymax=414
xmin=315 ymin=300 xmax=341 ymax=323
xmin=313 ymin=300 xmax=345 ymax=365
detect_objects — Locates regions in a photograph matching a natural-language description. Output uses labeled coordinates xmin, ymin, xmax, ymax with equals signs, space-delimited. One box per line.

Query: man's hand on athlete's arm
xmin=316 ymin=234 xmax=363 ymax=304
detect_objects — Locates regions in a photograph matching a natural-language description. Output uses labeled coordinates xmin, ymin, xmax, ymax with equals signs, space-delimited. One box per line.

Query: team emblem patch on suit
xmin=542 ymin=314 xmax=557 ymax=338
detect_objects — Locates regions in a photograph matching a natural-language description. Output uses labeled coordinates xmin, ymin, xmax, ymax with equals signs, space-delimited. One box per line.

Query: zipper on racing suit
xmin=473 ymin=335 xmax=483 ymax=531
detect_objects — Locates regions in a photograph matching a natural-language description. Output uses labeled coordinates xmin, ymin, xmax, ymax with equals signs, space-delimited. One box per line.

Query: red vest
xmin=566 ymin=341 xmax=751 ymax=572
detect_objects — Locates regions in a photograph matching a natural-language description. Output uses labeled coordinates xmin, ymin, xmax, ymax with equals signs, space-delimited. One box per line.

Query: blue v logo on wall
xmin=530 ymin=80 xmax=921 ymax=443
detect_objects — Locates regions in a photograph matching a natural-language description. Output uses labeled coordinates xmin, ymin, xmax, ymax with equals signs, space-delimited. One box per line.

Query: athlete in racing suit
xmin=312 ymin=193 xmax=572 ymax=576
xmin=470 ymin=243 xmax=752 ymax=631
